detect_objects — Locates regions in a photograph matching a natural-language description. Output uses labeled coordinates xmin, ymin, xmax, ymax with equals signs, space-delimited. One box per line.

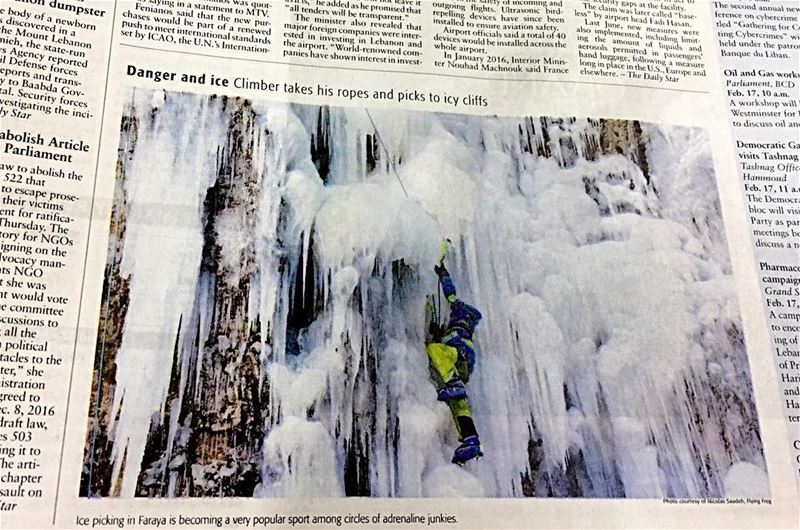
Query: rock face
xmin=79 ymin=114 xmax=135 ymax=498
xmin=80 ymin=92 xmax=767 ymax=499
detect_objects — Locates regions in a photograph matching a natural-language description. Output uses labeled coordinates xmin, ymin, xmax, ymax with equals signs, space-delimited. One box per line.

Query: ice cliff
xmin=80 ymin=91 xmax=767 ymax=499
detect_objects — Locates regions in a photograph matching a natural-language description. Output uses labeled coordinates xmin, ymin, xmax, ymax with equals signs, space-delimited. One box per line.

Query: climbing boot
xmin=437 ymin=378 xmax=466 ymax=402
xmin=452 ymin=435 xmax=483 ymax=465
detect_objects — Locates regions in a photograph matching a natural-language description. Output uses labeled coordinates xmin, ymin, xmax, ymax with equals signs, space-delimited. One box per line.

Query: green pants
xmin=426 ymin=342 xmax=473 ymax=438
xmin=426 ymin=342 xmax=470 ymax=385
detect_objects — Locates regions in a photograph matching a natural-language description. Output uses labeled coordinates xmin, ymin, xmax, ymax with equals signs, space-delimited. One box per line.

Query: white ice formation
xmin=82 ymin=90 xmax=767 ymax=499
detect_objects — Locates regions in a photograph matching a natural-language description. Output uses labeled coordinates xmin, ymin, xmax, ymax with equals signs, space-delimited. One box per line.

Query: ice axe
xmin=439 ymin=238 xmax=453 ymax=265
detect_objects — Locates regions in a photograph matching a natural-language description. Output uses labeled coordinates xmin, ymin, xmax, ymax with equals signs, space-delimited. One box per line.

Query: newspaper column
xmin=0 ymin=0 xmax=114 ymax=524
xmin=711 ymin=0 xmax=800 ymax=485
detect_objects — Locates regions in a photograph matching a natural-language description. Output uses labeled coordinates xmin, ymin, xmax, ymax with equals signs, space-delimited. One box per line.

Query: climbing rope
xmin=437 ymin=281 xmax=443 ymax=329
xmin=364 ymin=108 xmax=410 ymax=198
xmin=366 ymin=109 xmax=451 ymax=329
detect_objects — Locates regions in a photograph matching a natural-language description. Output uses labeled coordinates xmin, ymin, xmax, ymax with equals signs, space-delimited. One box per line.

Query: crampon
xmin=452 ymin=435 xmax=483 ymax=465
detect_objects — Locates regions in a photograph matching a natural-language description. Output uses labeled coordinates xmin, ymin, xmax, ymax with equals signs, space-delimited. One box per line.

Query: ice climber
xmin=425 ymin=261 xmax=484 ymax=465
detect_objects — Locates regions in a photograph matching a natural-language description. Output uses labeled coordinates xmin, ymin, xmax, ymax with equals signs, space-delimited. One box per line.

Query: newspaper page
xmin=0 ymin=0 xmax=798 ymax=528
xmin=710 ymin=0 xmax=800 ymax=481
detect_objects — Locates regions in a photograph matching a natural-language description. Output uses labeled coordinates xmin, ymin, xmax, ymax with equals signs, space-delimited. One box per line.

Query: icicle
xmin=108 ymin=93 xmax=230 ymax=496
xmin=100 ymin=90 xmax=765 ymax=499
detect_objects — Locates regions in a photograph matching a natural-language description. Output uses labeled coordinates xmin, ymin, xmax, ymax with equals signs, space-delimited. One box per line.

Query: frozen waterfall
xmin=80 ymin=90 xmax=768 ymax=499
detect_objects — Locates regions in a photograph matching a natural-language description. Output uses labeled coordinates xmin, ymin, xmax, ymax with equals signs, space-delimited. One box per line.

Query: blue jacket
xmin=440 ymin=273 xmax=482 ymax=374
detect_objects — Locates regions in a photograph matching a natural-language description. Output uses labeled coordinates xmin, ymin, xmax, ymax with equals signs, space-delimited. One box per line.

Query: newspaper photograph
xmin=79 ymin=90 xmax=768 ymax=500
xmin=0 ymin=0 xmax=797 ymax=528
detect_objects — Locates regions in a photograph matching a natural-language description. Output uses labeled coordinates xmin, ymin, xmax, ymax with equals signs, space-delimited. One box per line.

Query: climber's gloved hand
xmin=434 ymin=263 xmax=449 ymax=278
